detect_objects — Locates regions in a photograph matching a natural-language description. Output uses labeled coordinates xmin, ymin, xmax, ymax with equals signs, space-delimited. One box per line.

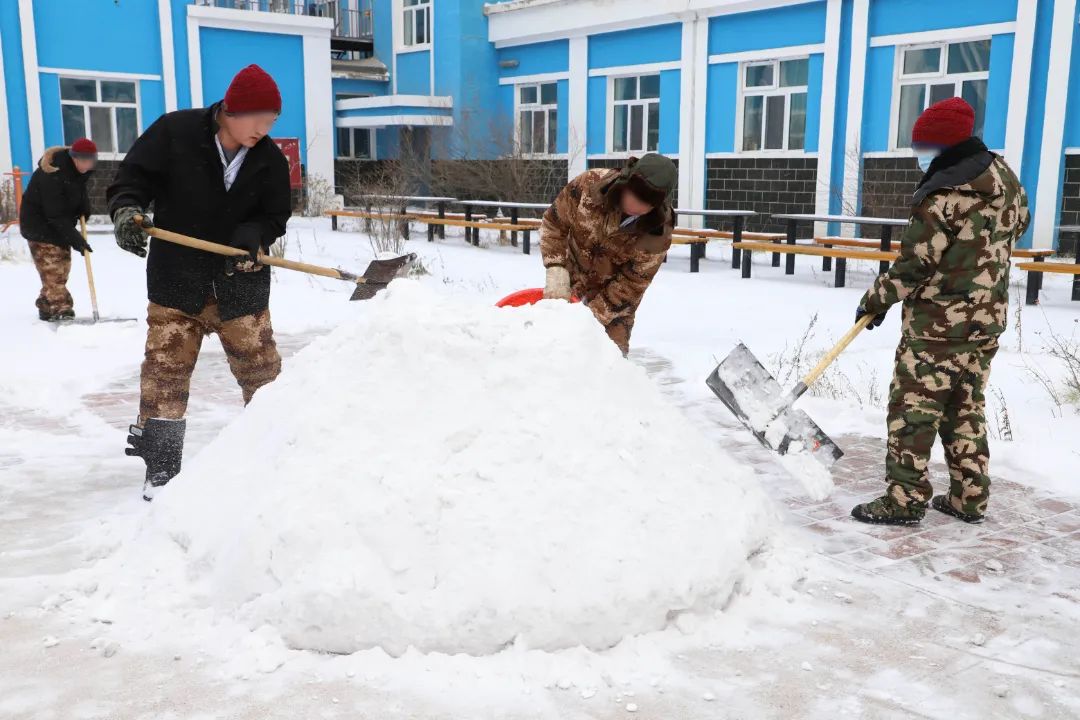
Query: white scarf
xmin=215 ymin=135 xmax=249 ymax=191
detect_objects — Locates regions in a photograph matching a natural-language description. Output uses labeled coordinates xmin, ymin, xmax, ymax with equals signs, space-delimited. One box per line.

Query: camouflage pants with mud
xmin=28 ymin=241 xmax=73 ymax=317
xmin=885 ymin=337 xmax=999 ymax=517
xmin=139 ymin=299 xmax=282 ymax=422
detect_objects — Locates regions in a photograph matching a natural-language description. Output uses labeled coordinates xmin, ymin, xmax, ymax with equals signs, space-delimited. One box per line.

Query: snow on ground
xmin=1 ymin=217 xmax=1079 ymax=719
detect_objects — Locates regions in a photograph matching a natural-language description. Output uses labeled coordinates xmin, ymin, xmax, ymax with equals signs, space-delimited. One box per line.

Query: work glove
xmin=226 ymin=222 xmax=264 ymax=274
xmin=543 ymin=265 xmax=572 ymax=300
xmin=69 ymin=231 xmax=93 ymax=256
xmin=855 ymin=306 xmax=887 ymax=330
xmin=113 ymin=206 xmax=150 ymax=258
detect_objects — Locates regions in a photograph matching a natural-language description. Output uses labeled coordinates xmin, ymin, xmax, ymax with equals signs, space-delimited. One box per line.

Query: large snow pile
xmin=147 ymin=281 xmax=776 ymax=657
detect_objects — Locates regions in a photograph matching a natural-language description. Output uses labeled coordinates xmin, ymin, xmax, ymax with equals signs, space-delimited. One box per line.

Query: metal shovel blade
xmin=348 ymin=253 xmax=417 ymax=301
xmin=706 ymin=343 xmax=843 ymax=469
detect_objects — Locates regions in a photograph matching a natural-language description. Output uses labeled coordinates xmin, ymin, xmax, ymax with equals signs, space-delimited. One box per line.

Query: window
xmin=894 ymin=40 xmax=990 ymax=149
xmin=611 ymin=74 xmax=660 ymax=154
xmin=517 ymin=82 xmax=557 ymax=156
xmin=337 ymin=127 xmax=374 ymax=159
xmin=401 ymin=0 xmax=431 ymax=48
xmin=335 ymin=94 xmax=374 ymax=159
xmin=60 ymin=77 xmax=139 ymax=157
xmin=739 ymin=58 xmax=808 ymax=152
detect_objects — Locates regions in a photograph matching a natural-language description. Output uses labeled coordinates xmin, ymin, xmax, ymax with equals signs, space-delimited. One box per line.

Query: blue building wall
xmin=1 ymin=0 xmax=31 ymax=182
xmin=199 ymin=28 xmax=307 ymax=161
xmin=586 ymin=75 xmax=606 ymax=155
xmin=705 ymin=63 xmax=739 ymax=153
xmin=33 ymin=0 xmax=162 ymax=75
xmin=396 ymin=51 xmax=431 ymax=95
xmin=829 ymin=0 xmax=855 ymax=220
xmin=497 ymin=40 xmax=568 ymax=79
xmin=1066 ymin=9 xmax=1080 ymax=148
xmin=171 ymin=0 xmax=192 ymax=109
xmin=589 ymin=24 xmax=682 ymax=67
xmin=708 ymin=2 xmax=827 ymax=54
xmin=868 ymin=0 xmax=1016 ymax=35
xmin=659 ymin=69 xmax=681 ymax=156
xmin=1020 ymin=0 xmax=1058 ymax=228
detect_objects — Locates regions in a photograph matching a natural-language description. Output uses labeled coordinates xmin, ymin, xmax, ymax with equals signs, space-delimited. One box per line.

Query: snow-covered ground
xmin=1 ymin=218 xmax=1078 ymax=719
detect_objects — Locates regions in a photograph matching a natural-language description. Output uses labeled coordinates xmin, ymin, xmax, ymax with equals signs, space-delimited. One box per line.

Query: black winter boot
xmin=127 ymin=418 xmax=186 ymax=501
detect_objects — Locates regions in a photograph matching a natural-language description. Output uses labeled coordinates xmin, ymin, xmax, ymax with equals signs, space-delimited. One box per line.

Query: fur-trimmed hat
xmin=619 ymin=154 xmax=677 ymax=208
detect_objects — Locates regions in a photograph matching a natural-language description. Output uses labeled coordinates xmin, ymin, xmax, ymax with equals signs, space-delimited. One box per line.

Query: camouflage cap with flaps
xmin=619 ymin=154 xmax=677 ymax=208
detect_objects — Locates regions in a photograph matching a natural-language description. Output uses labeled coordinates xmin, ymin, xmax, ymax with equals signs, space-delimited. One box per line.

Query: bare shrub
xmin=989 ymin=386 xmax=1014 ymax=441
xmin=768 ymin=313 xmax=885 ymax=409
xmin=303 ymin=174 xmax=339 ymax=217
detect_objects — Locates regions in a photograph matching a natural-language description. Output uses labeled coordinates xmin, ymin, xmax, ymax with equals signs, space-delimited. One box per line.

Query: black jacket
xmin=20 ymin=146 xmax=92 ymax=249
xmin=107 ymin=103 xmax=291 ymax=320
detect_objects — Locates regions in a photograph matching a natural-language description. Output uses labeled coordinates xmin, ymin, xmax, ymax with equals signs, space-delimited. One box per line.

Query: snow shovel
xmin=133 ymin=216 xmax=412 ymax=300
xmin=59 ymin=217 xmax=138 ymax=325
xmin=706 ymin=313 xmax=875 ymax=470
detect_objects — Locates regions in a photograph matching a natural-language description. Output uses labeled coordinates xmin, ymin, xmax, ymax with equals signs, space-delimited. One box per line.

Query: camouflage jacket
xmin=540 ymin=169 xmax=673 ymax=352
xmin=860 ymin=154 xmax=1029 ymax=341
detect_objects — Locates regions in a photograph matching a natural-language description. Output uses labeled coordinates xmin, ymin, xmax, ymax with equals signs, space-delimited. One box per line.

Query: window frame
xmin=515 ymin=81 xmax=559 ymax=158
xmin=889 ymin=39 xmax=991 ymax=151
xmin=735 ymin=57 xmax=810 ymax=155
xmin=59 ymin=76 xmax=142 ymax=161
xmin=607 ymin=73 xmax=661 ymax=155
xmin=334 ymin=93 xmax=376 ymax=160
xmin=397 ymin=0 xmax=432 ymax=52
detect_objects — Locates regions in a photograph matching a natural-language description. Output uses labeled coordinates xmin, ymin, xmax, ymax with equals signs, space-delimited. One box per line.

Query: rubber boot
xmin=126 ymin=418 xmax=186 ymax=501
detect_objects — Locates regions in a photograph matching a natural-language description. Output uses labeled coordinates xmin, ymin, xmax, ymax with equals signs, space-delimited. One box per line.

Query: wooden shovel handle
xmin=800 ymin=313 xmax=876 ymax=389
xmin=133 ymin=215 xmax=356 ymax=282
xmin=80 ymin=216 xmax=101 ymax=321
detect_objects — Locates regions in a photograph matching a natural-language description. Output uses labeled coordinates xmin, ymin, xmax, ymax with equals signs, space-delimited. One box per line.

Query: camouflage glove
xmin=113 ymin=206 xmax=150 ymax=258
xmin=225 ymin=222 xmax=264 ymax=274
xmin=856 ymin=306 xmax=886 ymax=330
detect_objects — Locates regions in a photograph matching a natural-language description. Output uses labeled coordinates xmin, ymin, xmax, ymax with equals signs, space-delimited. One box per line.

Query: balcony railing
xmin=194 ymin=1 xmax=373 ymax=41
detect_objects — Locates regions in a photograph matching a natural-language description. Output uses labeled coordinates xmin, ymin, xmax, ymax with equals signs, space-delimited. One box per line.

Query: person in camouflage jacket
xmin=541 ymin=154 xmax=676 ymax=355
xmin=852 ymin=98 xmax=1030 ymax=527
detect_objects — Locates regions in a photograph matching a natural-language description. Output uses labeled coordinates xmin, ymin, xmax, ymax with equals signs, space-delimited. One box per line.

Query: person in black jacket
xmin=20 ymin=138 xmax=97 ymax=321
xmin=106 ymin=64 xmax=291 ymax=500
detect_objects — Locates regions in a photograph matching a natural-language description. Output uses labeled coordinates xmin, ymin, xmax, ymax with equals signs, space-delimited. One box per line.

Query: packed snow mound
xmin=148 ymin=280 xmax=776 ymax=656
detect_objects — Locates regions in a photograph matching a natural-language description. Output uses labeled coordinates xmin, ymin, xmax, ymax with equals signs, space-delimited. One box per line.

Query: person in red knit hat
xmin=106 ymin=64 xmax=291 ymax=500
xmin=851 ymin=97 xmax=1030 ymax=527
xmin=19 ymin=137 xmax=97 ymax=321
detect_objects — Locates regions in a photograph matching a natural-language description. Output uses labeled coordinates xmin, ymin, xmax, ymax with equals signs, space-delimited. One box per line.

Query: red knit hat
xmin=69 ymin=138 xmax=97 ymax=158
xmin=223 ymin=64 xmax=281 ymax=115
xmin=912 ymin=97 xmax=975 ymax=148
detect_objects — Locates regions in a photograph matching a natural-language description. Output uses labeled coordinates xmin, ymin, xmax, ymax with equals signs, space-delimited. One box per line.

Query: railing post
xmin=822 ymin=244 xmax=832 ymax=272
xmin=510 ymin=207 xmax=519 ymax=248
xmin=331 ymin=213 xmax=338 ymax=231
xmin=464 ymin=206 xmax=473 ymax=245
xmin=741 ymin=247 xmax=753 ymax=279
xmin=523 ymin=229 xmax=531 ymax=255
xmin=438 ymin=201 xmax=446 ymax=239
xmin=835 ymin=256 xmax=846 ymax=288
xmin=690 ymin=242 xmax=701 ymax=273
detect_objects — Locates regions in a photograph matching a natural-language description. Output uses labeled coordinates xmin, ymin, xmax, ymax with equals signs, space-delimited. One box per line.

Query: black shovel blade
xmin=348 ymin=253 xmax=416 ymax=301
xmin=706 ymin=343 xmax=843 ymax=468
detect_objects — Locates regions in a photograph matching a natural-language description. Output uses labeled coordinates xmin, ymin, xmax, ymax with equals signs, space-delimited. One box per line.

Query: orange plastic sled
xmin=495 ymin=288 xmax=581 ymax=307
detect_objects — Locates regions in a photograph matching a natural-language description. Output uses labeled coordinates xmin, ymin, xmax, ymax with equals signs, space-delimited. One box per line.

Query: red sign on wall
xmin=273 ymin=137 xmax=303 ymax=189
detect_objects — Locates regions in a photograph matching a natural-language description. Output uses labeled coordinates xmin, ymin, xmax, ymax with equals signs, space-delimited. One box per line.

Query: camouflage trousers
xmin=885 ymin=337 xmax=999 ymax=517
xmin=139 ymin=299 xmax=281 ymax=422
xmin=28 ymin=241 xmax=73 ymax=316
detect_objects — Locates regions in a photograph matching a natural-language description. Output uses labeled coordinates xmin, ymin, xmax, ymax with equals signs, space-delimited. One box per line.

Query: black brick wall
xmin=859 ymin=157 xmax=921 ymax=239
xmin=587 ymin=158 xmax=680 ymax=208
xmin=86 ymin=160 xmax=122 ymax=215
xmin=1059 ymin=155 xmax=1080 ymax=255
xmin=704 ymin=157 xmax=816 ymax=234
